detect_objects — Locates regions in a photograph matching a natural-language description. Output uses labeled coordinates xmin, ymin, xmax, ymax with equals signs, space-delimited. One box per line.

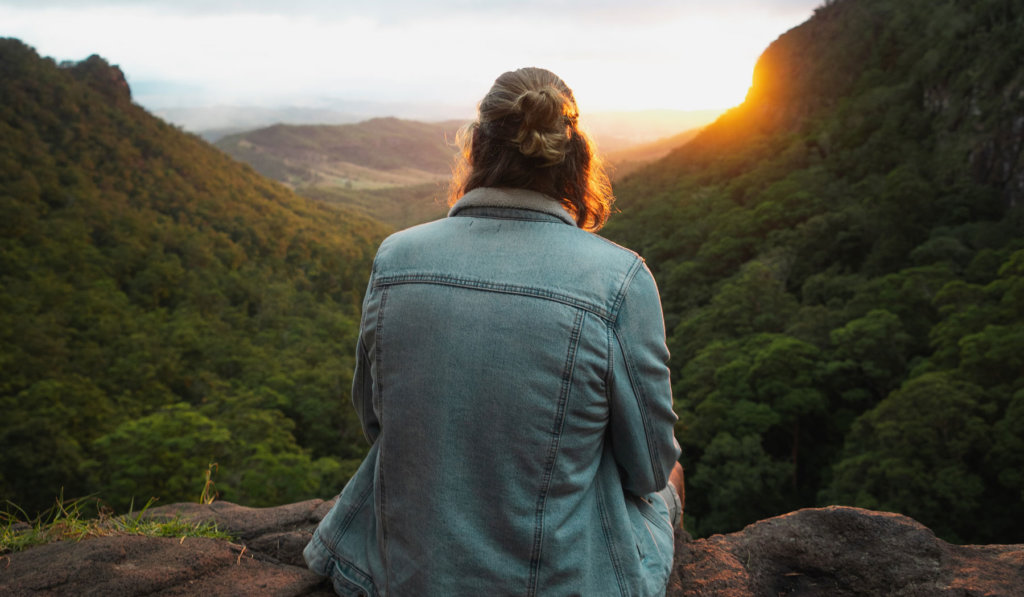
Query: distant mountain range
xmin=156 ymin=101 xmax=472 ymax=140
xmin=212 ymin=111 xmax=721 ymax=228
xmin=213 ymin=118 xmax=461 ymax=229
xmin=164 ymin=104 xmax=723 ymax=150
xmin=215 ymin=118 xmax=462 ymax=188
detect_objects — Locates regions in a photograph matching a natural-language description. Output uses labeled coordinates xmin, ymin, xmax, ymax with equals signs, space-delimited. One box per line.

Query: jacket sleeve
xmin=608 ymin=261 xmax=680 ymax=496
xmin=352 ymin=333 xmax=379 ymax=443
xmin=352 ymin=273 xmax=381 ymax=444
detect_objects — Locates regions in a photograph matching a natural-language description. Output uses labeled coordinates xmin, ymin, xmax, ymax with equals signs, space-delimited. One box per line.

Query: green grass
xmin=1 ymin=491 xmax=234 ymax=554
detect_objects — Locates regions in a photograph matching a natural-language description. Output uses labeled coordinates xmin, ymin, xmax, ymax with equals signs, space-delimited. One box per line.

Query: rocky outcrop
xmin=66 ymin=54 xmax=132 ymax=104
xmin=2 ymin=502 xmax=1021 ymax=596
xmin=0 ymin=500 xmax=336 ymax=596
xmin=667 ymin=506 xmax=1024 ymax=596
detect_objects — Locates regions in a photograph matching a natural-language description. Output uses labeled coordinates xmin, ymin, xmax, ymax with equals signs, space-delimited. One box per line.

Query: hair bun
xmin=513 ymin=88 xmax=562 ymax=132
xmin=449 ymin=67 xmax=612 ymax=230
xmin=512 ymin=87 xmax=569 ymax=164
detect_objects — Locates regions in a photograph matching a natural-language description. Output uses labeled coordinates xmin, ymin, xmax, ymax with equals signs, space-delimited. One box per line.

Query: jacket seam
xmin=527 ymin=308 xmax=585 ymax=596
xmin=604 ymin=318 xmax=614 ymax=400
xmin=610 ymin=258 xmax=644 ymax=320
xmin=374 ymin=274 xmax=615 ymax=321
xmin=374 ymin=285 xmax=391 ymax=594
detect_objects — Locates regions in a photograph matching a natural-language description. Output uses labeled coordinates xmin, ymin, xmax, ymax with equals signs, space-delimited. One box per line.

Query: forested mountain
xmin=0 ymin=39 xmax=390 ymax=514
xmin=4 ymin=0 xmax=1022 ymax=548
xmin=602 ymin=0 xmax=1023 ymax=543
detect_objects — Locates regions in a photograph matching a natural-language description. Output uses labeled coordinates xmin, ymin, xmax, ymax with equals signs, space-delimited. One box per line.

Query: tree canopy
xmin=602 ymin=0 xmax=1024 ymax=543
xmin=0 ymin=38 xmax=389 ymax=513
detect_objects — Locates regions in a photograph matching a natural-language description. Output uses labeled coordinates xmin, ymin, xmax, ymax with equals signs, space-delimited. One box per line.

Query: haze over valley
xmin=211 ymin=110 xmax=723 ymax=229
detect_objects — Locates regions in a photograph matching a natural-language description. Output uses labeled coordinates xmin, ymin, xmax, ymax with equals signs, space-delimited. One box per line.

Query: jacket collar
xmin=448 ymin=187 xmax=577 ymax=226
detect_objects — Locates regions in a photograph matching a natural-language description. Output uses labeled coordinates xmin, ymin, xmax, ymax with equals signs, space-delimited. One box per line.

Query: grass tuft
xmin=1 ymin=490 xmax=233 ymax=554
xmin=199 ymin=462 xmax=219 ymax=505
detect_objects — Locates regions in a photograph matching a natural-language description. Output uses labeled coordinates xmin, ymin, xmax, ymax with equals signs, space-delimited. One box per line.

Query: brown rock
xmin=0 ymin=499 xmax=337 ymax=596
xmin=667 ymin=506 xmax=1024 ymax=596
xmin=2 ymin=503 xmax=1021 ymax=596
xmin=0 ymin=534 xmax=332 ymax=596
xmin=142 ymin=498 xmax=333 ymax=543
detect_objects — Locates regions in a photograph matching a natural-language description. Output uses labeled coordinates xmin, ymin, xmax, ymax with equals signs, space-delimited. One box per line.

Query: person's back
xmin=306 ymin=68 xmax=682 ymax=597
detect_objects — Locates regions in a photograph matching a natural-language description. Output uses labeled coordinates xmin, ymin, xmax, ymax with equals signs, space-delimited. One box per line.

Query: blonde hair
xmin=449 ymin=67 xmax=613 ymax=231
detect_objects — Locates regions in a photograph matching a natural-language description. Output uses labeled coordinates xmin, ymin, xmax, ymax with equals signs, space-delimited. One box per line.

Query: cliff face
xmin=653 ymin=0 xmax=1024 ymax=209
xmin=65 ymin=54 xmax=132 ymax=104
xmin=2 ymin=501 xmax=1021 ymax=596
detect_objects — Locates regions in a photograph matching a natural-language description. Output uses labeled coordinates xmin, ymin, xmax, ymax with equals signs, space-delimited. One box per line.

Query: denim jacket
xmin=305 ymin=187 xmax=681 ymax=596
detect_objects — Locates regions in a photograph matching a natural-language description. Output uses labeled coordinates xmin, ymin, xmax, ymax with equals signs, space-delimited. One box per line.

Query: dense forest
xmin=0 ymin=38 xmax=389 ymax=514
xmin=2 ymin=0 xmax=1022 ymax=548
xmin=602 ymin=0 xmax=1024 ymax=543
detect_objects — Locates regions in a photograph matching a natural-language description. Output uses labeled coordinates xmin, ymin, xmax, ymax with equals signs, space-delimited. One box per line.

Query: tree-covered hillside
xmin=215 ymin=118 xmax=458 ymax=228
xmin=215 ymin=118 xmax=462 ymax=190
xmin=0 ymin=39 xmax=390 ymax=514
xmin=602 ymin=0 xmax=1023 ymax=543
xmin=216 ymin=118 xmax=462 ymax=182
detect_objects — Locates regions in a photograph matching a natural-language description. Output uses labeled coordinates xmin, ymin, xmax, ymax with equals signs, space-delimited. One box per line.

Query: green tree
xmin=826 ymin=309 xmax=912 ymax=403
xmin=824 ymin=373 xmax=992 ymax=542
xmin=688 ymin=433 xmax=792 ymax=535
xmin=91 ymin=403 xmax=233 ymax=509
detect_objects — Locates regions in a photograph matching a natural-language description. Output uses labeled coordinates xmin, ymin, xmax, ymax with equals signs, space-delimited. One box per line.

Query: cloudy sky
xmin=2 ymin=0 xmax=822 ymax=121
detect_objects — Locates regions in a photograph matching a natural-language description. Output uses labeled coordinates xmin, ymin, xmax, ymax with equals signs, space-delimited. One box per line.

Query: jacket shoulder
xmin=370 ymin=216 xmax=649 ymax=319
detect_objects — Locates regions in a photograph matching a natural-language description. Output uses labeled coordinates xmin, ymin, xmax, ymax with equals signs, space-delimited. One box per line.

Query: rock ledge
xmin=2 ymin=502 xmax=1020 ymax=596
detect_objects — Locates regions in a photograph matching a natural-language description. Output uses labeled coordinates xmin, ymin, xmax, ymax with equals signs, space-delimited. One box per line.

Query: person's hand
xmin=670 ymin=462 xmax=685 ymax=524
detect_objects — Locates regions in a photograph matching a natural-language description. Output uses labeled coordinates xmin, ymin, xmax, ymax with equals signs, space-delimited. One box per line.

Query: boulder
xmin=668 ymin=506 xmax=1024 ymax=596
xmin=1 ymin=502 xmax=1021 ymax=596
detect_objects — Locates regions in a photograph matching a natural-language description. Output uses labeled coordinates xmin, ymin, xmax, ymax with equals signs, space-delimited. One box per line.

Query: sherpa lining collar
xmin=448 ymin=187 xmax=576 ymax=226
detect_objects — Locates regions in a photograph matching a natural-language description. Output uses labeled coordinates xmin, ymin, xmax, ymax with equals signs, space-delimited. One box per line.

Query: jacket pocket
xmin=330 ymin=556 xmax=379 ymax=597
xmin=305 ymin=442 xmax=382 ymax=596
xmin=625 ymin=492 xmax=674 ymax=593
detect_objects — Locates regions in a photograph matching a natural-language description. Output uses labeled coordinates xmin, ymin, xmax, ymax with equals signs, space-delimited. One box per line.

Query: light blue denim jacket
xmin=305 ymin=187 xmax=681 ymax=596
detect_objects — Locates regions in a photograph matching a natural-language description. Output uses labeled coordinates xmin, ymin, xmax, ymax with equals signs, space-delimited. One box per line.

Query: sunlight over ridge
xmin=0 ymin=0 xmax=819 ymax=124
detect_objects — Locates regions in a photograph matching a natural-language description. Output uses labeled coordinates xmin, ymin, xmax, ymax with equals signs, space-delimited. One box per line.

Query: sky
xmin=2 ymin=0 xmax=822 ymax=123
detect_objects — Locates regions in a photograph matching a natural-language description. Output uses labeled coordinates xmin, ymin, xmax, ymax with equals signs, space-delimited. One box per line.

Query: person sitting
xmin=305 ymin=66 xmax=683 ymax=597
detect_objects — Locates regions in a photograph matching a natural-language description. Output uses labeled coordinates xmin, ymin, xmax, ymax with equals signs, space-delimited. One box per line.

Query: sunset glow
xmin=0 ymin=1 xmax=820 ymax=126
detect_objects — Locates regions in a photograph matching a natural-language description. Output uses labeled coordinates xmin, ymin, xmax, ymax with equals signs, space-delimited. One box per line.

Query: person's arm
xmin=607 ymin=261 xmax=680 ymax=496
